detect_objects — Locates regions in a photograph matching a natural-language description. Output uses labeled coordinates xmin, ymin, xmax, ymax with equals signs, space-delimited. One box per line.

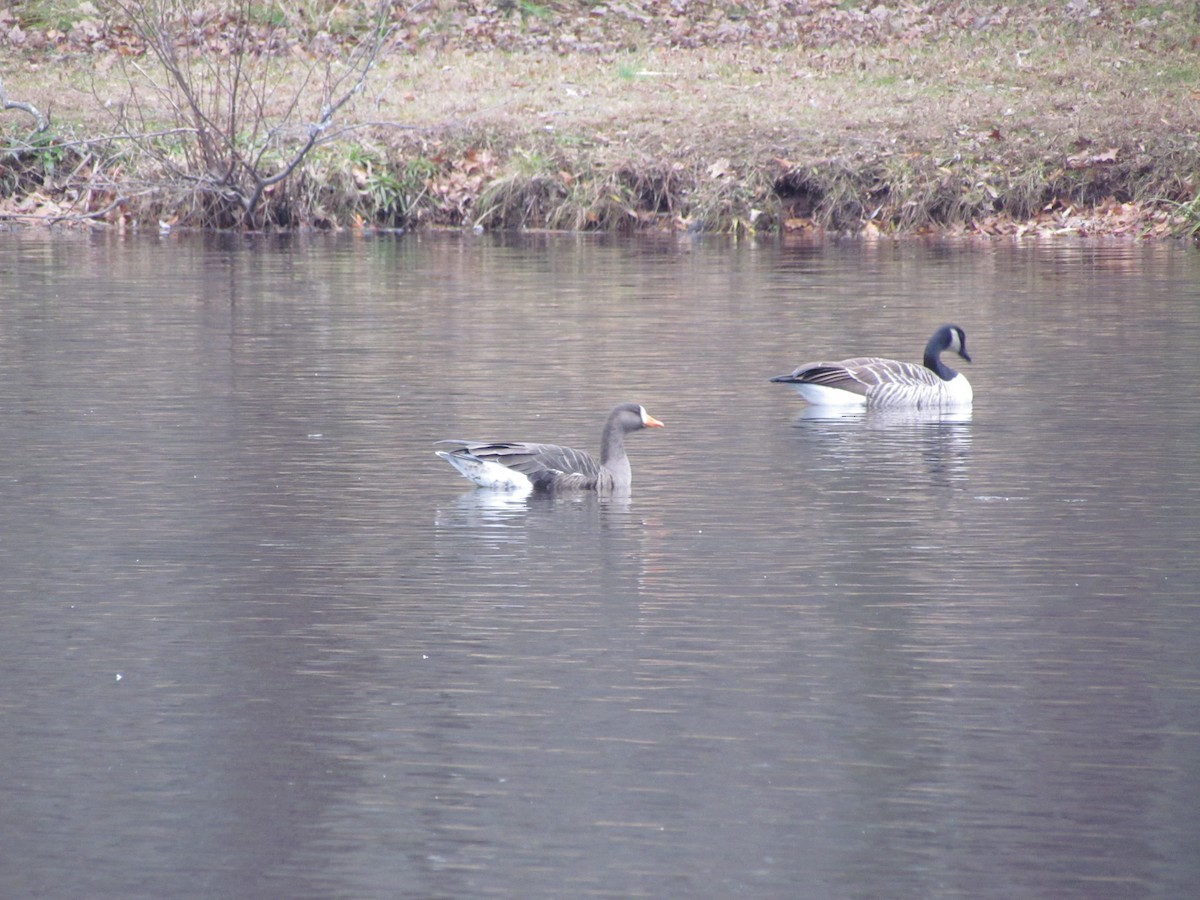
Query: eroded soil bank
xmin=2 ymin=1 xmax=1199 ymax=237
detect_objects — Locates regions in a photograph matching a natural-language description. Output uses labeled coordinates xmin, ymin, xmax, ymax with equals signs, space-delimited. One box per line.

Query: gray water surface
xmin=1 ymin=232 xmax=1198 ymax=898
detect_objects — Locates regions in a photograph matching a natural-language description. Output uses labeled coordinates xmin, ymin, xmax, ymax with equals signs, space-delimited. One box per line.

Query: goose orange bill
xmin=644 ymin=412 xmax=665 ymax=428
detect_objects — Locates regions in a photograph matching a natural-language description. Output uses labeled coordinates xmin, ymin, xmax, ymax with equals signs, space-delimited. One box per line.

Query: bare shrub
xmin=103 ymin=0 xmax=391 ymax=229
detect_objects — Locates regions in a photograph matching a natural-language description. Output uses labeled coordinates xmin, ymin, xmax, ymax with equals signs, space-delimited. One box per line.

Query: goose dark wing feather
xmin=790 ymin=362 xmax=872 ymax=395
xmin=537 ymin=444 xmax=601 ymax=478
xmin=438 ymin=440 xmax=601 ymax=483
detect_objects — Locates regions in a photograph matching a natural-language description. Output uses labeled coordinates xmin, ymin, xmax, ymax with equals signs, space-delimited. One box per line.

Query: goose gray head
xmin=599 ymin=402 xmax=664 ymax=465
xmin=610 ymin=402 xmax=665 ymax=432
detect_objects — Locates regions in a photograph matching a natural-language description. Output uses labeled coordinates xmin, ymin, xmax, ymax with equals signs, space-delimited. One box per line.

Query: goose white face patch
xmin=638 ymin=406 xmax=665 ymax=428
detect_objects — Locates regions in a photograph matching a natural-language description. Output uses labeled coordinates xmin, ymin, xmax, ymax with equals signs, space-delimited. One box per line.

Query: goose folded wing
xmin=792 ymin=361 xmax=873 ymax=395
xmin=802 ymin=357 xmax=946 ymax=390
xmin=442 ymin=440 xmax=601 ymax=482
xmin=858 ymin=360 xmax=946 ymax=386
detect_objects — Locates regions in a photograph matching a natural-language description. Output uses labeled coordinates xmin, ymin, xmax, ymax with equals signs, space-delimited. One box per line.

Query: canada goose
xmin=436 ymin=402 xmax=664 ymax=493
xmin=771 ymin=325 xmax=973 ymax=408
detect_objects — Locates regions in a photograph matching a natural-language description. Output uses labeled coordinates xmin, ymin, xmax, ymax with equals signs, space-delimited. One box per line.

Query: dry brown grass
xmin=2 ymin=1 xmax=1199 ymax=234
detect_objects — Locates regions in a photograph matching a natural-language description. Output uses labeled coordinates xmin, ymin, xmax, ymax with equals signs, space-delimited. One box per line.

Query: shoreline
xmin=1 ymin=2 xmax=1198 ymax=238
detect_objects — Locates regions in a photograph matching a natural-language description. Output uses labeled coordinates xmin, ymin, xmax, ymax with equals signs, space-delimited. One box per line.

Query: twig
xmin=10 ymin=128 xmax=199 ymax=153
xmin=0 ymin=77 xmax=49 ymax=132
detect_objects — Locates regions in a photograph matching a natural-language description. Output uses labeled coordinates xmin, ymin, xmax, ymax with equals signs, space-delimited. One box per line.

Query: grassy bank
xmin=2 ymin=0 xmax=1199 ymax=236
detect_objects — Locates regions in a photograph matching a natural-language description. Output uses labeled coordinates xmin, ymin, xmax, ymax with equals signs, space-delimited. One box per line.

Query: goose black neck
xmin=923 ymin=332 xmax=957 ymax=382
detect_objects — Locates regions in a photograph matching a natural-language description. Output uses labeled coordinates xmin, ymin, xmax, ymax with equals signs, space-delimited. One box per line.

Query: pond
xmin=1 ymin=231 xmax=1198 ymax=898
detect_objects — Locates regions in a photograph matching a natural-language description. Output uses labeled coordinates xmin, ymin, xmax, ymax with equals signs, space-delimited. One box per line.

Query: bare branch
xmin=237 ymin=0 xmax=395 ymax=223
xmin=0 ymin=76 xmax=49 ymax=133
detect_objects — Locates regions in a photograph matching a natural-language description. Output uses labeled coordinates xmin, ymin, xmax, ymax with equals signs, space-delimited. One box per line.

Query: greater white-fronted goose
xmin=436 ymin=402 xmax=665 ymax=493
xmin=771 ymin=325 xmax=973 ymax=408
